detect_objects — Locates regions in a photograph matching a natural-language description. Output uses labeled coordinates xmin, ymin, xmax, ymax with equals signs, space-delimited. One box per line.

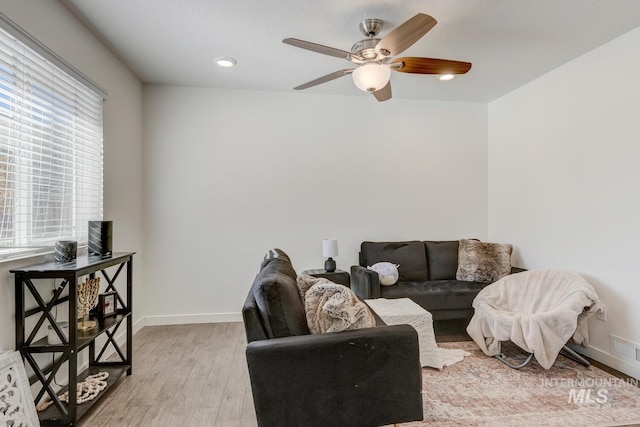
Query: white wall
xmin=0 ymin=1 xmax=144 ymax=350
xmin=489 ymin=27 xmax=640 ymax=377
xmin=143 ymin=86 xmax=488 ymax=323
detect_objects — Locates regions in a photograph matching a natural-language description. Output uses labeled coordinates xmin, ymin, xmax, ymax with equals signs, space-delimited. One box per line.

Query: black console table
xmin=12 ymin=252 xmax=135 ymax=426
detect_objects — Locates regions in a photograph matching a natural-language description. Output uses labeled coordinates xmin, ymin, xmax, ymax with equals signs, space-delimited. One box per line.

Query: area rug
xmin=400 ymin=341 xmax=640 ymax=427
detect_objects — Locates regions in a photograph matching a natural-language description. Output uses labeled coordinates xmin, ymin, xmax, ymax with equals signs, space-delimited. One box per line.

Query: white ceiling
xmin=60 ymin=0 xmax=640 ymax=103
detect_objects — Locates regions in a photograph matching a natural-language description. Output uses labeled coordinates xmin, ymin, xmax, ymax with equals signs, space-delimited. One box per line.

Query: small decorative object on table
xmin=54 ymin=240 xmax=77 ymax=263
xmin=322 ymin=238 xmax=338 ymax=272
xmin=47 ymin=321 xmax=69 ymax=345
xmin=96 ymin=291 xmax=118 ymax=319
xmin=36 ymin=372 xmax=110 ymax=411
xmin=77 ymin=278 xmax=100 ymax=331
xmin=88 ymin=220 xmax=113 ymax=256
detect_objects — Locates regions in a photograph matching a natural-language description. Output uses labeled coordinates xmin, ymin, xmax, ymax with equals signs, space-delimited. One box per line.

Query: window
xmin=0 ymin=13 xmax=106 ymax=259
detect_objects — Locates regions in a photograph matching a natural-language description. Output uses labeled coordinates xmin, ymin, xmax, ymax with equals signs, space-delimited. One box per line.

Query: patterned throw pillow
xmin=304 ymin=283 xmax=376 ymax=334
xmin=296 ymin=274 xmax=331 ymax=304
xmin=456 ymin=239 xmax=512 ymax=284
xmin=368 ymin=262 xmax=400 ymax=286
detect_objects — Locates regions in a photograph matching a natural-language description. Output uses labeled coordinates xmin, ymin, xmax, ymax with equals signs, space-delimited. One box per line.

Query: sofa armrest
xmin=511 ymin=266 xmax=527 ymax=274
xmin=350 ymin=265 xmax=381 ymax=301
xmin=246 ymin=325 xmax=423 ymax=427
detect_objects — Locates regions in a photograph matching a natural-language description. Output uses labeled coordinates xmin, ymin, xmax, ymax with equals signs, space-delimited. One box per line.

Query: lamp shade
xmin=352 ymin=63 xmax=391 ymax=92
xmin=322 ymin=239 xmax=338 ymax=258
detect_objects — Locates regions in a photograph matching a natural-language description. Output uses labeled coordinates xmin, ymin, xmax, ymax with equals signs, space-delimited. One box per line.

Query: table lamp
xmin=323 ymin=239 xmax=338 ymax=272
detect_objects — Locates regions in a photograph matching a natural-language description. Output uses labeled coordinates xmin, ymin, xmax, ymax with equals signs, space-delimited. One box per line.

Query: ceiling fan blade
xmin=293 ymin=69 xmax=354 ymax=90
xmin=283 ymin=38 xmax=358 ymax=60
xmin=373 ymin=81 xmax=392 ymax=102
xmin=391 ymin=57 xmax=472 ymax=74
xmin=375 ymin=13 xmax=437 ymax=57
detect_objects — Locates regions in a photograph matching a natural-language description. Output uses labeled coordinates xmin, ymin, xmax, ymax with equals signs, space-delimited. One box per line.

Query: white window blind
xmin=0 ymin=15 xmax=105 ymax=259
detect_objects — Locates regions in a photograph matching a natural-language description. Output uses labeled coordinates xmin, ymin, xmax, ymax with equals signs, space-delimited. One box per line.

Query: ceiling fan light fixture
xmin=352 ymin=63 xmax=391 ymax=92
xmin=438 ymin=74 xmax=455 ymax=81
xmin=284 ymin=13 xmax=471 ymax=102
xmin=215 ymin=57 xmax=237 ymax=68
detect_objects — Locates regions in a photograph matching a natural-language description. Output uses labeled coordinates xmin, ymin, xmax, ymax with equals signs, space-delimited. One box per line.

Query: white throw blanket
xmin=366 ymin=298 xmax=469 ymax=370
xmin=467 ymin=269 xmax=600 ymax=369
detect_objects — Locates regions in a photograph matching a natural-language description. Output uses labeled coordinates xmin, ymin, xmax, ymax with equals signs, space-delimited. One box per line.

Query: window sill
xmin=0 ymin=245 xmax=89 ymax=265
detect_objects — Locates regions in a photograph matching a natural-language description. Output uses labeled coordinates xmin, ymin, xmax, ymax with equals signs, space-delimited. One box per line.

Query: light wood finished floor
xmin=78 ymin=322 xmax=257 ymax=427
xmin=77 ymin=319 xmax=473 ymax=426
xmin=76 ymin=320 xmax=630 ymax=426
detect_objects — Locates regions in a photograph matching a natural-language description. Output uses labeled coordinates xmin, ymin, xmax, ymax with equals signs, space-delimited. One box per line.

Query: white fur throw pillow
xmin=368 ymin=262 xmax=400 ymax=286
xmin=304 ymin=283 xmax=376 ymax=334
xmin=296 ymin=274 xmax=331 ymax=304
xmin=456 ymin=239 xmax=513 ymax=284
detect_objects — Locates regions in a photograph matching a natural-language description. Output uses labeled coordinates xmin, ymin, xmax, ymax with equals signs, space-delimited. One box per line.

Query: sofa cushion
xmin=252 ymin=257 xmax=309 ymax=338
xmin=360 ymin=241 xmax=428 ymax=281
xmin=304 ymin=283 xmax=376 ymax=334
xmin=242 ymin=293 xmax=269 ymax=343
xmin=380 ymin=280 xmax=488 ymax=313
xmin=456 ymin=239 xmax=513 ymax=284
xmin=296 ymin=274 xmax=331 ymax=304
xmin=424 ymin=240 xmax=459 ymax=280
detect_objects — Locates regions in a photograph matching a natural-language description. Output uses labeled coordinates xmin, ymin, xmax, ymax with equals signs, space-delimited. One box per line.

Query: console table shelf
xmin=36 ymin=365 xmax=130 ymax=425
xmin=12 ymin=252 xmax=135 ymax=427
xmin=27 ymin=313 xmax=129 ymax=352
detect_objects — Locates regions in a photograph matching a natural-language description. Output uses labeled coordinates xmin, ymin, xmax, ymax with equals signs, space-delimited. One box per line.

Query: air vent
xmin=610 ymin=335 xmax=640 ymax=363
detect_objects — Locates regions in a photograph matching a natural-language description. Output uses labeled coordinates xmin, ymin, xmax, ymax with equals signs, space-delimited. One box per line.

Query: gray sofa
xmin=242 ymin=248 xmax=423 ymax=427
xmin=351 ymin=240 xmax=523 ymax=321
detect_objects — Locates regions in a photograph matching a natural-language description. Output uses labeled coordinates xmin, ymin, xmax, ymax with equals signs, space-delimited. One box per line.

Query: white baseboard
xmin=132 ymin=316 xmax=145 ymax=334
xmin=111 ymin=316 xmax=145 ymax=343
xmin=567 ymin=343 xmax=640 ymax=379
xmin=143 ymin=312 xmax=242 ymax=326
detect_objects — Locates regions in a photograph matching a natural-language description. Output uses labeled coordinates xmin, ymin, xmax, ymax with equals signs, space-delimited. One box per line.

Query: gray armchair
xmin=242 ymin=249 xmax=424 ymax=427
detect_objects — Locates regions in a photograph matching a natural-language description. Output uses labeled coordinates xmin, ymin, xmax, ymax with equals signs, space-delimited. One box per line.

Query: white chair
xmin=467 ymin=269 xmax=600 ymax=369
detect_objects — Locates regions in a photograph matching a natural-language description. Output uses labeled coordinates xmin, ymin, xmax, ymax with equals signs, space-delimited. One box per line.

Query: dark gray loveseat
xmin=351 ymin=240 xmax=523 ymax=321
xmin=242 ymin=249 xmax=423 ymax=427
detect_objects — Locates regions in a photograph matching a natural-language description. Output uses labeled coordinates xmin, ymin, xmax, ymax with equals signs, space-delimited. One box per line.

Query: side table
xmin=302 ymin=268 xmax=350 ymax=287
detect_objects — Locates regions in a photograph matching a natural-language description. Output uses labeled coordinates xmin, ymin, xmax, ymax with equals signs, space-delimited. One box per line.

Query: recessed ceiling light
xmin=438 ymin=74 xmax=455 ymax=81
xmin=215 ymin=57 xmax=237 ymax=68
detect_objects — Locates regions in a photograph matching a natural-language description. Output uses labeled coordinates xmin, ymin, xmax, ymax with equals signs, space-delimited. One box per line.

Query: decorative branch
xmin=77 ymin=278 xmax=100 ymax=329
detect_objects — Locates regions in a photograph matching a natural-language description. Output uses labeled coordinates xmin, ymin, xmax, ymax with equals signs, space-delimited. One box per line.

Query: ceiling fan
xmin=283 ymin=13 xmax=471 ymax=102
